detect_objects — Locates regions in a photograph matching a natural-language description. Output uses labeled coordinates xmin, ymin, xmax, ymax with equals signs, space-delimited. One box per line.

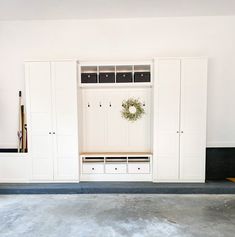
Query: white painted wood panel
xmin=154 ymin=59 xmax=181 ymax=181
xmin=179 ymin=59 xmax=207 ymax=181
xmin=128 ymin=89 xmax=151 ymax=152
xmin=83 ymin=90 xmax=106 ymax=152
xmin=27 ymin=62 xmax=54 ymax=180
xmin=52 ymin=62 xmax=79 ymax=180
xmin=0 ymin=156 xmax=30 ymax=182
xmin=81 ymin=88 xmax=151 ymax=153
xmin=106 ymin=90 xmax=129 ymax=151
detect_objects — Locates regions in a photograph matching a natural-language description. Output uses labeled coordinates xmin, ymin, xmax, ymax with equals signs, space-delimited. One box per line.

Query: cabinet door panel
xmin=154 ymin=59 xmax=181 ymax=181
xmin=27 ymin=62 xmax=54 ymax=180
xmin=52 ymin=62 xmax=79 ymax=180
xmin=31 ymin=135 xmax=54 ymax=180
xmin=180 ymin=59 xmax=207 ymax=180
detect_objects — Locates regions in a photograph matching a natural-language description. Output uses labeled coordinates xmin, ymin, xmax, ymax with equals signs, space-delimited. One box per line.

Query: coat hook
xmin=88 ymin=103 xmax=90 ymax=107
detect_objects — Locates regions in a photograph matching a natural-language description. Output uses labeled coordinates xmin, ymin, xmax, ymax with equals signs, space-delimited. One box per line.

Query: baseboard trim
xmin=1 ymin=181 xmax=235 ymax=194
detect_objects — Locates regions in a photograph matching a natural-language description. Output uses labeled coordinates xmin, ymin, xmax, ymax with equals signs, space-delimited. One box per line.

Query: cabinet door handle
xmin=176 ymin=131 xmax=179 ymax=133
xmin=49 ymin=132 xmax=52 ymax=134
xmin=53 ymin=132 xmax=55 ymax=134
xmin=181 ymin=131 xmax=184 ymax=133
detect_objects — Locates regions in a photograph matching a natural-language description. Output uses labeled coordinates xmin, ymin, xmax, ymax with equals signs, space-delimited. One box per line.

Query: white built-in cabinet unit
xmin=25 ymin=61 xmax=79 ymax=181
xmin=19 ymin=57 xmax=207 ymax=184
xmin=78 ymin=62 xmax=153 ymax=181
xmin=153 ymin=58 xmax=207 ymax=182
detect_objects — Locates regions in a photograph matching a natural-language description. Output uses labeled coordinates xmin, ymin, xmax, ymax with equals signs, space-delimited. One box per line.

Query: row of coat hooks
xmin=87 ymin=102 xmax=146 ymax=107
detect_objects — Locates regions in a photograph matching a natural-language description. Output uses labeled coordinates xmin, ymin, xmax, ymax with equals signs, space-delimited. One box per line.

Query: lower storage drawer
xmin=128 ymin=163 xmax=150 ymax=174
xmin=105 ymin=164 xmax=127 ymax=174
xmin=83 ymin=163 xmax=104 ymax=174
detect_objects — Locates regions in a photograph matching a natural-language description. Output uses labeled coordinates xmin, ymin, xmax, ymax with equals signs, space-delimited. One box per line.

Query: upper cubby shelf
xmin=78 ymin=61 xmax=152 ymax=87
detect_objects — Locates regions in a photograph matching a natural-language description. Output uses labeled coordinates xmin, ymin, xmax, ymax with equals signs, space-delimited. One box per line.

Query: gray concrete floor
xmin=0 ymin=195 xmax=235 ymax=237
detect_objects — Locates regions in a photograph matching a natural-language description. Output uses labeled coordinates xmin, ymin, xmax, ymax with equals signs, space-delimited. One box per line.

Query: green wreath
xmin=121 ymin=98 xmax=145 ymax=122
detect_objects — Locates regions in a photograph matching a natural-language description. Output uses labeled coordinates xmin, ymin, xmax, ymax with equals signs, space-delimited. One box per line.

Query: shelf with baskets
xmin=79 ymin=62 xmax=152 ymax=87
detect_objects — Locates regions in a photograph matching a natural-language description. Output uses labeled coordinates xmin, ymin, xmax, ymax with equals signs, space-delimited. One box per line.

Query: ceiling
xmin=0 ymin=0 xmax=235 ymax=20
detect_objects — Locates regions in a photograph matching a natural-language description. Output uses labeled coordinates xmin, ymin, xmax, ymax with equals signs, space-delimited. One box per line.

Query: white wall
xmin=0 ymin=16 xmax=235 ymax=148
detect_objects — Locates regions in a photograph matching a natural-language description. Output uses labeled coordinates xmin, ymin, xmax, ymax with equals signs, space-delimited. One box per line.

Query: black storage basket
xmin=134 ymin=72 xmax=150 ymax=82
xmin=116 ymin=72 xmax=133 ymax=83
xmin=81 ymin=73 xmax=98 ymax=83
xmin=99 ymin=73 xmax=115 ymax=83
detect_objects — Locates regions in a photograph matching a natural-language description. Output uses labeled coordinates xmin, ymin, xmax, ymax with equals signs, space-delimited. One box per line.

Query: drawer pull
xmin=88 ymin=75 xmax=91 ymax=78
xmin=115 ymin=168 xmax=117 ymax=170
xmin=138 ymin=168 xmax=140 ymax=170
xmin=92 ymin=168 xmax=94 ymax=170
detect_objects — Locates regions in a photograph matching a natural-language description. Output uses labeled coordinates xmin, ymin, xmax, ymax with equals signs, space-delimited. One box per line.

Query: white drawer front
xmin=105 ymin=164 xmax=127 ymax=174
xmin=83 ymin=163 xmax=104 ymax=174
xmin=128 ymin=163 xmax=150 ymax=174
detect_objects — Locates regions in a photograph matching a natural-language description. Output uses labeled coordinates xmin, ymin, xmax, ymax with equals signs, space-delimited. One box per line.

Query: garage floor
xmin=0 ymin=195 xmax=235 ymax=237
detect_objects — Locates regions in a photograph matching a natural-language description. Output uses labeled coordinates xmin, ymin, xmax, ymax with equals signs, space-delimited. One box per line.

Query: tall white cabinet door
xmin=83 ymin=90 xmax=106 ymax=152
xmin=51 ymin=62 xmax=79 ymax=181
xmin=106 ymin=90 xmax=129 ymax=151
xmin=153 ymin=59 xmax=181 ymax=181
xmin=180 ymin=59 xmax=207 ymax=181
xmin=26 ymin=62 xmax=54 ymax=180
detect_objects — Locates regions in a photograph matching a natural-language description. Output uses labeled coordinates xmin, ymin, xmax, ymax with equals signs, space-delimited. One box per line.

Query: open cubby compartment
xmin=134 ymin=65 xmax=151 ymax=83
xmin=105 ymin=157 xmax=127 ymax=163
xmin=82 ymin=156 xmax=105 ymax=163
xmin=116 ymin=65 xmax=133 ymax=83
xmin=80 ymin=153 xmax=152 ymax=176
xmin=99 ymin=66 xmax=115 ymax=83
xmin=79 ymin=61 xmax=152 ymax=86
xmin=81 ymin=66 xmax=98 ymax=83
